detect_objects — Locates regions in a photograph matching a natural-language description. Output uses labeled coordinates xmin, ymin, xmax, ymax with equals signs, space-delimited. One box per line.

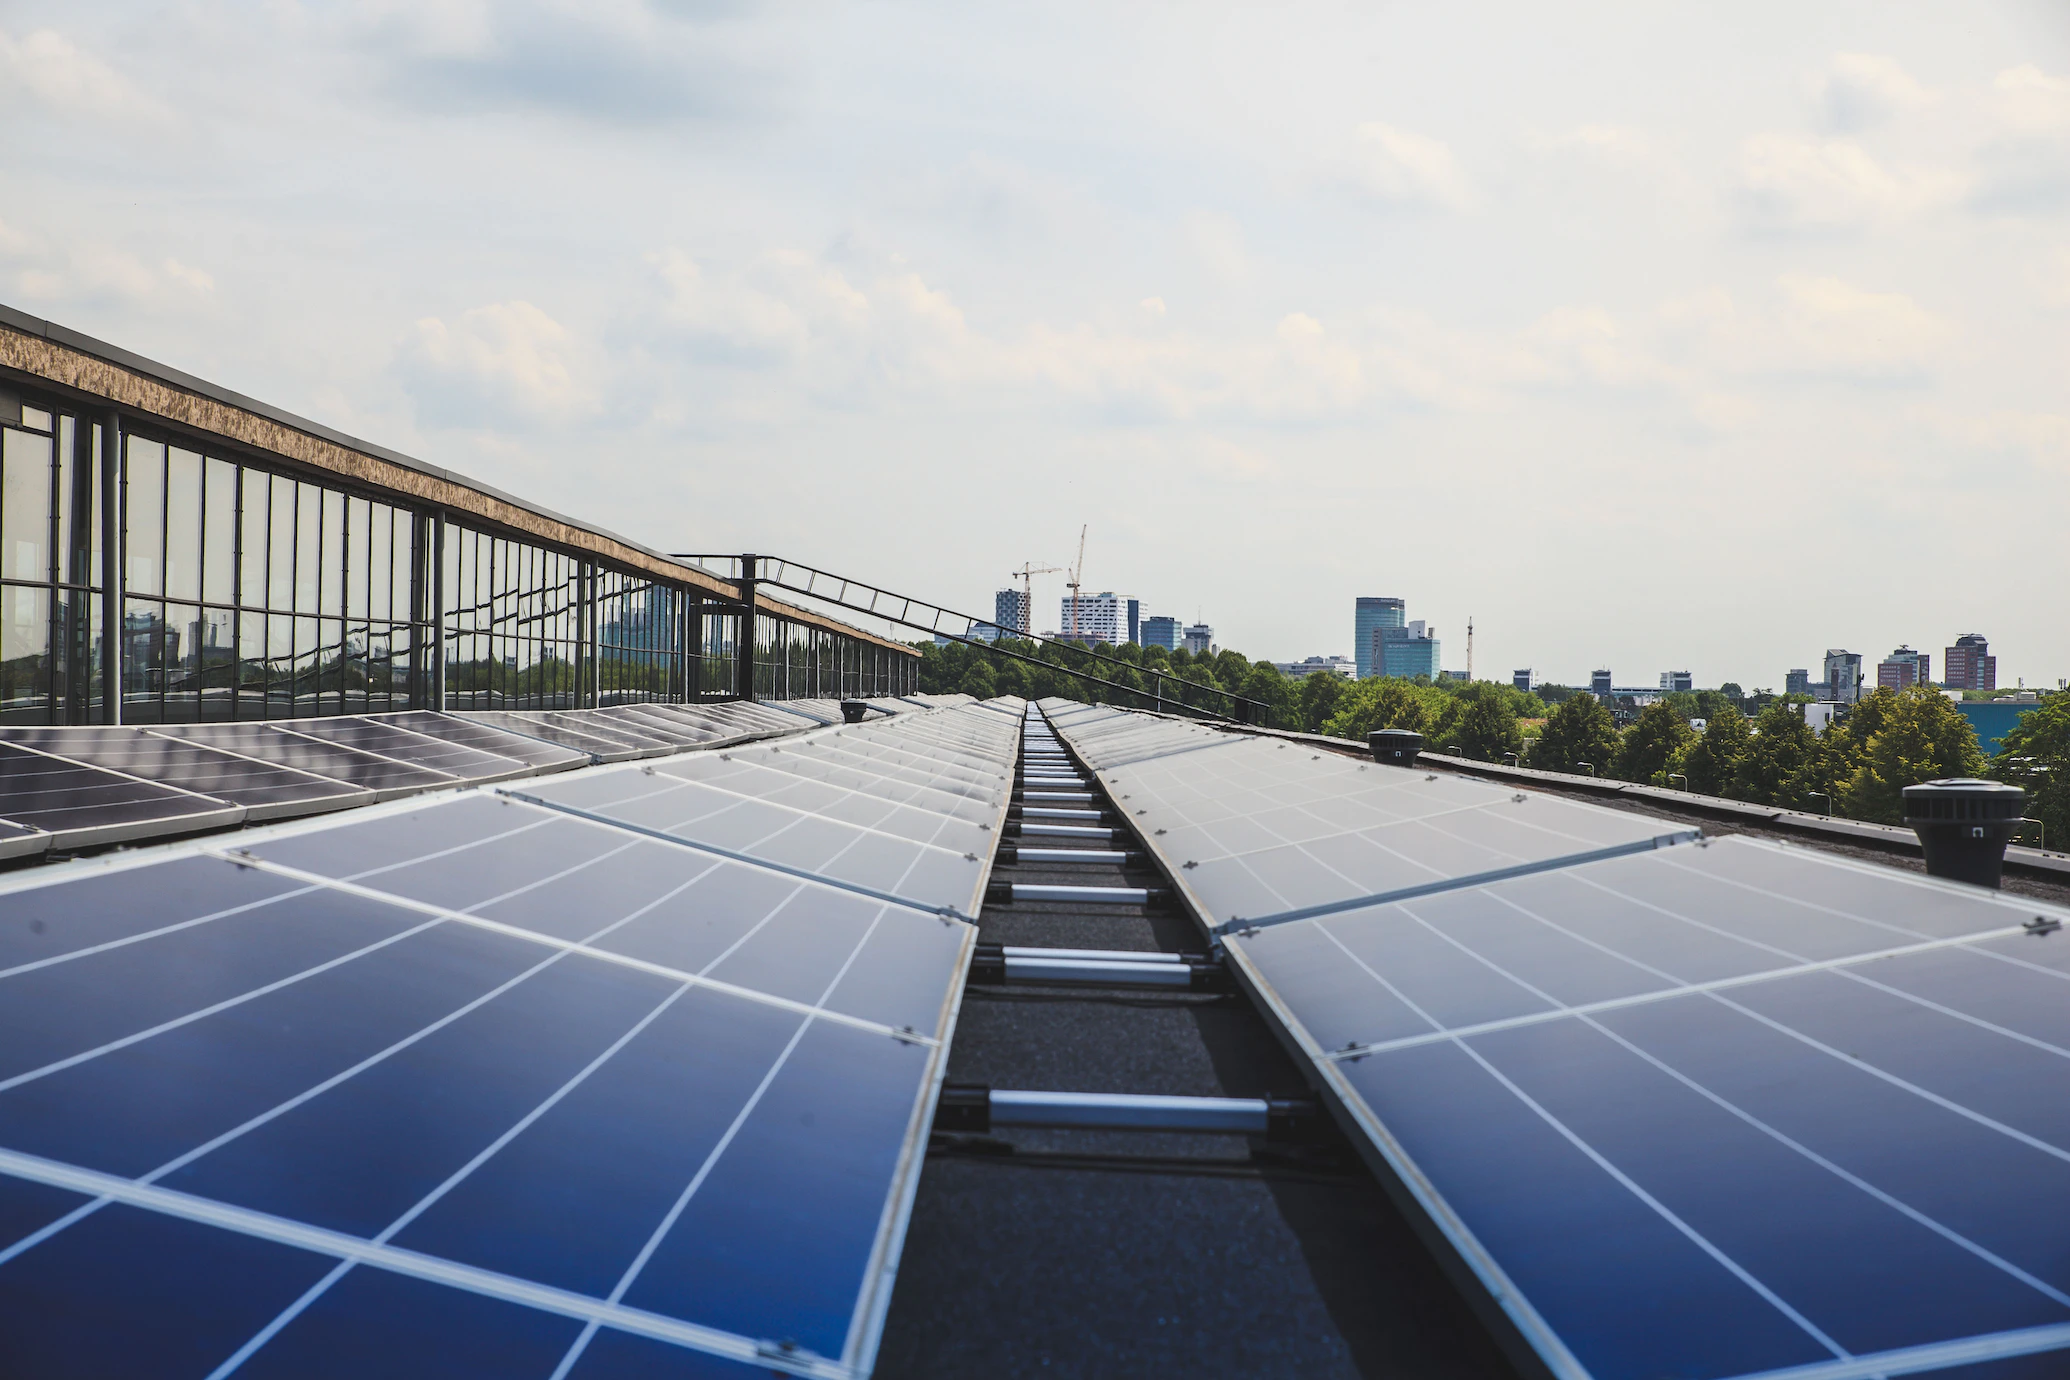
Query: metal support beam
xmin=934 ymin=1085 xmax=1318 ymax=1137
xmin=736 ymin=552 xmax=757 ymax=702
xmin=99 ymin=409 xmax=122 ymax=723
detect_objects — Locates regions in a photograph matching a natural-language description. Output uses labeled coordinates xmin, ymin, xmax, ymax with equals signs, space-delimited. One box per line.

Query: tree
xmin=1616 ymin=701 xmax=1696 ymax=784
xmin=1323 ymin=678 xmax=1444 ymax=740
xmin=961 ymin=658 xmax=998 ymax=700
xmin=1838 ymin=685 xmax=1985 ymax=823
xmin=1678 ymin=709 xmax=1751 ymax=796
xmin=1692 ymin=689 xmax=1741 ymax=726
xmin=1529 ymin=694 xmax=1620 ymax=774
xmin=1993 ymin=695 xmax=2070 ymax=854
xmin=1241 ymin=663 xmax=1296 ymax=729
xmin=1732 ymin=702 xmax=1818 ymax=806
xmin=1453 ymin=693 xmax=1524 ymax=762
xmin=1296 ymin=671 xmax=1346 ymax=733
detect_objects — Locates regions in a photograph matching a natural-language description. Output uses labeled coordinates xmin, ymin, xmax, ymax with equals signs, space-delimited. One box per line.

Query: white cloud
xmin=1810 ymin=53 xmax=1936 ymax=131
xmin=1737 ymin=134 xmax=1964 ymax=227
xmin=0 ymin=27 xmax=168 ymax=125
xmin=1529 ymin=123 xmax=1657 ymax=165
xmin=1343 ymin=122 xmax=1474 ymax=211
xmin=1989 ymin=65 xmax=2070 ymax=135
xmin=399 ymin=301 xmax=598 ymax=425
xmin=1772 ymin=274 xmax=1947 ymax=374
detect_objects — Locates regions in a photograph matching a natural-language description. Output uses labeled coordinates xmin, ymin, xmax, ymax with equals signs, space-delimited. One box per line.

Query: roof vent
xmin=1369 ymin=729 xmax=1424 ymax=766
xmin=1902 ymin=778 xmax=2025 ymax=889
xmin=840 ymin=699 xmax=869 ymax=724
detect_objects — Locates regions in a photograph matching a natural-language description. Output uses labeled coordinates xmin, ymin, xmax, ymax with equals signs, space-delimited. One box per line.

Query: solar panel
xmin=0 ymin=740 xmax=243 ymax=848
xmin=1041 ymin=703 xmax=2070 ymax=1380
xmin=364 ymin=712 xmax=590 ymax=774
xmin=0 ymin=727 xmax=374 ymax=820
xmin=282 ymin=717 xmax=537 ymax=785
xmin=150 ymin=724 xmax=461 ymax=800
xmin=0 ymin=739 xmax=986 ymax=1377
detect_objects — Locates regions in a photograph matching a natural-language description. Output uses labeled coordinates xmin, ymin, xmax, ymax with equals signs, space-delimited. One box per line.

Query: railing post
xmin=736 ymin=553 xmax=757 ymax=702
xmin=100 ymin=409 xmax=123 ymax=723
xmin=429 ymin=513 xmax=446 ymax=711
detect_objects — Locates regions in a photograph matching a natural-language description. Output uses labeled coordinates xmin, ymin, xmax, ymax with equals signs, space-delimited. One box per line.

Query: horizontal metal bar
xmin=1020 ymin=807 xmax=1104 ymax=820
xmin=1003 ymin=957 xmax=1195 ymax=987
xmin=1008 ymin=884 xmax=1156 ymax=904
xmin=1021 ymin=791 xmax=1096 ymax=802
xmin=1011 ymin=847 xmax=1129 ymax=863
xmin=1016 ymin=824 xmax=1117 ymax=839
xmin=990 ymin=1090 xmax=1269 ymax=1133
xmin=1211 ymin=831 xmax=1703 ymax=937
xmin=1000 ymin=946 xmax=1184 ymax=963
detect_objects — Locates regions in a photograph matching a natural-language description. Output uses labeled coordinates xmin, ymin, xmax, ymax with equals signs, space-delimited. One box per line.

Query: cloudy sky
xmin=4 ymin=1 xmax=2067 ymax=688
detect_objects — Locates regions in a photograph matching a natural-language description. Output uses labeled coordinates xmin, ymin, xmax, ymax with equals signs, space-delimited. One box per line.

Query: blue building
xmin=1377 ymin=621 xmax=1441 ymax=679
xmin=1127 ymin=598 xmax=1140 ymax=646
xmin=994 ymin=588 xmax=1027 ymax=638
xmin=1354 ymin=596 xmax=1406 ymax=679
xmin=1141 ymin=615 xmax=1182 ymax=651
xmin=1957 ymin=699 xmax=2040 ymax=756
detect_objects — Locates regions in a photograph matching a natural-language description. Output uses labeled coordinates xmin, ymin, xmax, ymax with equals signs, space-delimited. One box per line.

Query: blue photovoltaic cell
xmin=1039 ymin=700 xmax=2070 ymax=1380
xmin=0 ymin=700 xmax=1017 ymax=1379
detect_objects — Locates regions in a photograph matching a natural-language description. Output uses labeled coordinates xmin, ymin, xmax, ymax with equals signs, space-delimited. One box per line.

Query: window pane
xmin=4 ymin=427 xmax=54 ymax=583
xmin=0 ymin=583 xmax=51 ymax=723
xmin=368 ymin=504 xmax=391 ymax=624
xmin=294 ymin=482 xmax=320 ymax=613
xmin=241 ymin=469 xmax=268 ymax=610
xmin=268 ymin=474 xmax=295 ymax=611
xmin=196 ymin=605 xmax=235 ymax=718
xmin=267 ymin=613 xmax=294 ymax=716
xmin=347 ymin=496 xmax=370 ymax=621
xmin=238 ymin=608 xmax=267 ymax=716
xmin=126 ymin=437 xmax=166 ymax=596
xmin=203 ymin=456 xmax=236 ymax=605
xmin=163 ymin=601 xmax=201 ymax=722
xmin=321 ymin=488 xmax=345 ymax=617
xmin=122 ymin=597 xmax=166 ymax=721
xmin=164 ymin=446 xmax=203 ymax=603
xmin=392 ymin=510 xmax=413 ymax=625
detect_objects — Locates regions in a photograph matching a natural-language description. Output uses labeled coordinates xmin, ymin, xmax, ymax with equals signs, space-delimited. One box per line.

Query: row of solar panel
xmin=0 ymin=696 xmax=971 ymax=860
xmin=1039 ymin=700 xmax=2070 ymax=1380
xmin=0 ymin=697 xmax=1022 ymax=1379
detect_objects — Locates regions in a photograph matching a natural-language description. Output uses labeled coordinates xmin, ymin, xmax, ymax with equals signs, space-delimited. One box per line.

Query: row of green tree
xmin=911 ymin=635 xmax=2065 ymax=841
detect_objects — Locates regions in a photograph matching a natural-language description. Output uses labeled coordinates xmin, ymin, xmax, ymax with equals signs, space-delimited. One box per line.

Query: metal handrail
xmin=671 ymin=553 xmax=1269 ymax=723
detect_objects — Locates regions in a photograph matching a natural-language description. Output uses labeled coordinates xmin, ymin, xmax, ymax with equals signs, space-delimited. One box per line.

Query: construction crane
xmin=1466 ymin=616 xmax=1474 ymax=683
xmin=1066 ymin=525 xmax=1087 ymax=641
xmin=1008 ymin=561 xmax=1062 ymax=637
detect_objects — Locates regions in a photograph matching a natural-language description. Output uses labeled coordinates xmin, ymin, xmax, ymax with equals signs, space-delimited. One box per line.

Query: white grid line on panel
xmin=1387 ymin=896 xmax=2070 ymax=1314
xmin=0 ymin=1147 xmax=850 ymax=1380
xmin=1304 ymin=923 xmax=1853 ymax=1367
xmin=547 ymin=905 xmax=894 ymax=1380
xmin=1720 ymin=1320 xmax=2070 ymax=1380
xmin=203 ymin=851 xmax=937 ymax=1045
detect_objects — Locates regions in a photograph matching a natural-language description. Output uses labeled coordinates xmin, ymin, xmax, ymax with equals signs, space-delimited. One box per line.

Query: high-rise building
xmin=1126 ymin=599 xmax=1140 ymax=647
xmin=1376 ymin=621 xmax=1440 ymax=679
xmin=1353 ymin=597 xmax=1406 ymax=679
xmin=1786 ymin=669 xmax=1811 ymax=697
xmin=1141 ymin=616 xmax=1182 ymax=651
xmin=1823 ymin=650 xmax=1864 ymax=704
xmin=1945 ymin=634 xmax=1996 ymax=691
xmin=1513 ymin=669 xmax=1533 ymax=691
xmin=1877 ymin=646 xmax=1931 ymax=690
xmin=995 ymin=588 xmax=1028 ymax=637
xmin=1659 ymin=671 xmax=1693 ymax=693
xmin=1591 ymin=669 xmax=1612 ymax=696
xmin=1059 ymin=591 xmax=1131 ymax=645
xmin=1183 ymin=623 xmax=1214 ymax=656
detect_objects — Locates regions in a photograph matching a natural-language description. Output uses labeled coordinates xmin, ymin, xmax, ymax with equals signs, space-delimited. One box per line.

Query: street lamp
xmin=1576 ymin=761 xmax=1595 ymax=776
xmin=1668 ymin=773 xmax=1688 ymax=792
xmin=1502 ymin=752 xmax=1520 ymax=767
xmin=1807 ymin=791 xmax=1831 ymax=817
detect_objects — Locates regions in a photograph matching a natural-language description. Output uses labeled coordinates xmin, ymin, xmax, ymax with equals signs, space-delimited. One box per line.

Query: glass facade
xmin=118 ymin=434 xmax=426 ymax=722
xmin=0 ymin=380 xmax=913 ymax=724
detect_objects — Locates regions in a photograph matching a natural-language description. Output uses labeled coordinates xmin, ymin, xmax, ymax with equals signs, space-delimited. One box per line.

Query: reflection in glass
xmin=164 ymin=446 xmax=203 ymax=603
xmin=295 ymin=481 xmax=320 ymax=613
xmin=126 ymin=438 xmax=166 ymax=596
xmin=122 ymin=596 xmax=168 ymax=721
xmin=0 ymin=584 xmax=50 ymax=721
xmin=321 ymin=488 xmax=344 ymax=618
xmin=3 ymin=427 xmax=52 ymax=583
xmin=241 ymin=468 xmax=268 ymax=608
xmin=347 ymin=496 xmax=370 ymax=621
xmin=269 ymin=475 xmax=295 ymax=612
xmin=203 ymin=456 xmax=236 ymax=604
